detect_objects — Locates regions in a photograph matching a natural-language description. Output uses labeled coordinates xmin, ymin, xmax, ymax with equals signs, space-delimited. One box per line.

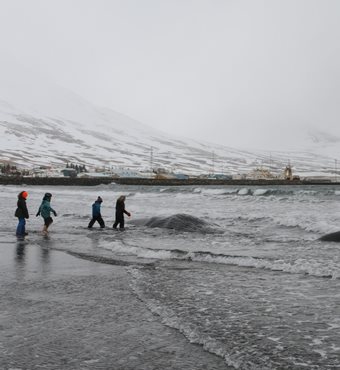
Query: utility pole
xmin=150 ymin=147 xmax=153 ymax=172
xmin=212 ymin=151 xmax=215 ymax=175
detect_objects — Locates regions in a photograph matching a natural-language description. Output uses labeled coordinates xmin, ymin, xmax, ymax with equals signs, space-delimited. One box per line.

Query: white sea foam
xmin=129 ymin=270 xmax=235 ymax=368
xmin=253 ymin=188 xmax=269 ymax=196
xmin=201 ymin=189 xmax=227 ymax=195
xmin=129 ymin=268 xmax=273 ymax=370
xmin=238 ymin=188 xmax=250 ymax=195
xmin=100 ymin=240 xmax=174 ymax=260
xmin=190 ymin=254 xmax=340 ymax=279
xmin=100 ymin=238 xmax=340 ymax=279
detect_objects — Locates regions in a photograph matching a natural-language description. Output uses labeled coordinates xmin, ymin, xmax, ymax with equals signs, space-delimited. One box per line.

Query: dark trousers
xmin=44 ymin=217 xmax=53 ymax=227
xmin=113 ymin=216 xmax=124 ymax=229
xmin=88 ymin=216 xmax=105 ymax=228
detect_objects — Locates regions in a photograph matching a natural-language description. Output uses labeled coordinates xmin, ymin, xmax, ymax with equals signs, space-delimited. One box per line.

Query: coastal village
xmin=0 ymin=160 xmax=337 ymax=182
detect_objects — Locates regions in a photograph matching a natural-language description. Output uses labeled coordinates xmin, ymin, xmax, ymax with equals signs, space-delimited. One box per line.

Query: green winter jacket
xmin=37 ymin=200 xmax=56 ymax=219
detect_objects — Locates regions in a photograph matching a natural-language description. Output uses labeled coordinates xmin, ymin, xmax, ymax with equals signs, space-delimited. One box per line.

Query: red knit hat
xmin=22 ymin=191 xmax=28 ymax=199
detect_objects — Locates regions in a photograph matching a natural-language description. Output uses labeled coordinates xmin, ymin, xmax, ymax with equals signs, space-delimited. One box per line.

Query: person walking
xmin=112 ymin=195 xmax=131 ymax=229
xmin=15 ymin=191 xmax=29 ymax=237
xmin=36 ymin=193 xmax=57 ymax=234
xmin=88 ymin=196 xmax=105 ymax=228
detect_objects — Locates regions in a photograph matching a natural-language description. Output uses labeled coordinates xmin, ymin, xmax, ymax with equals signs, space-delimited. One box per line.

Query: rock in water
xmin=319 ymin=231 xmax=340 ymax=242
xmin=145 ymin=214 xmax=213 ymax=233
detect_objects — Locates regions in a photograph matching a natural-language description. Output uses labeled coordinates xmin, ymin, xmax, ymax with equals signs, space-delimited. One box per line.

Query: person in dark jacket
xmin=113 ymin=195 xmax=131 ymax=229
xmin=36 ymin=193 xmax=57 ymax=234
xmin=88 ymin=196 xmax=105 ymax=228
xmin=15 ymin=191 xmax=29 ymax=236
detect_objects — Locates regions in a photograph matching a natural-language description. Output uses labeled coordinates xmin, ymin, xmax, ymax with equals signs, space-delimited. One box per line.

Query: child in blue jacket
xmin=36 ymin=193 xmax=57 ymax=234
xmin=88 ymin=196 xmax=105 ymax=228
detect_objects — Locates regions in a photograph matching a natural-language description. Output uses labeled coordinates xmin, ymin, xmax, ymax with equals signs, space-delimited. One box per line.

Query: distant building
xmin=112 ymin=168 xmax=144 ymax=178
xmin=209 ymin=173 xmax=232 ymax=180
xmin=78 ymin=172 xmax=113 ymax=178
xmin=282 ymin=164 xmax=301 ymax=181
xmin=302 ymin=176 xmax=331 ymax=182
xmin=247 ymin=168 xmax=276 ymax=180
xmin=173 ymin=173 xmax=189 ymax=180
xmin=61 ymin=168 xmax=78 ymax=178
xmin=284 ymin=164 xmax=293 ymax=180
xmin=232 ymin=173 xmax=247 ymax=180
xmin=31 ymin=166 xmax=63 ymax=177
xmin=138 ymin=170 xmax=156 ymax=179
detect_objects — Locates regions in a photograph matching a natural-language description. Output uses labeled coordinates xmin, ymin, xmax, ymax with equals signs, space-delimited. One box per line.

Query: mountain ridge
xmin=0 ymin=78 xmax=338 ymax=177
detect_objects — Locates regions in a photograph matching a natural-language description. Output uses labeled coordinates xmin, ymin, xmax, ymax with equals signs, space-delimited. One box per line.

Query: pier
xmin=0 ymin=176 xmax=338 ymax=186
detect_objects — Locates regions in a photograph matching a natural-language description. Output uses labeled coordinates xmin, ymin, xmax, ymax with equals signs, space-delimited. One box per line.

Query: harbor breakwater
xmin=0 ymin=176 xmax=337 ymax=186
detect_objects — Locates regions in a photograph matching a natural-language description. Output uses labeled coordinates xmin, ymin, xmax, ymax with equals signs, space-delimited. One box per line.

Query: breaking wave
xmin=98 ymin=241 xmax=340 ymax=279
xmin=193 ymin=187 xmax=340 ymax=198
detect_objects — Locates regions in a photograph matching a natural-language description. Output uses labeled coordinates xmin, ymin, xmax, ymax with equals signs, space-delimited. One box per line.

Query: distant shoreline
xmin=0 ymin=176 xmax=339 ymax=186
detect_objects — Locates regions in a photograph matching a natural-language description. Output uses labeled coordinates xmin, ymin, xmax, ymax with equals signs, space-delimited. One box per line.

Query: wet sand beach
xmin=0 ymin=235 xmax=230 ymax=370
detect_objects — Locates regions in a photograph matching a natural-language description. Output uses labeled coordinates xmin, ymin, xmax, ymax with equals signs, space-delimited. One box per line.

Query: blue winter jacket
xmin=92 ymin=201 xmax=101 ymax=218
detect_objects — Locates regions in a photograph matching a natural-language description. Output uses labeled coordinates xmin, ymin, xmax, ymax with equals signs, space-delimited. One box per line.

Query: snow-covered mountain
xmin=0 ymin=74 xmax=338 ymax=177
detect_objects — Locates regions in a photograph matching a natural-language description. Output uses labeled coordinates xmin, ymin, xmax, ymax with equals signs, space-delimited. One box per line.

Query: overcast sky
xmin=0 ymin=0 xmax=339 ymax=150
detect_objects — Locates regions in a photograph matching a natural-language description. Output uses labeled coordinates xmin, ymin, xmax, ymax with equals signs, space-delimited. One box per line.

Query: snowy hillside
xmin=0 ymin=75 xmax=338 ymax=177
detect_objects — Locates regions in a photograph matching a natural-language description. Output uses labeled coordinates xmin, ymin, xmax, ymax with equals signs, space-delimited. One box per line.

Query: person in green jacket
xmin=36 ymin=192 xmax=57 ymax=234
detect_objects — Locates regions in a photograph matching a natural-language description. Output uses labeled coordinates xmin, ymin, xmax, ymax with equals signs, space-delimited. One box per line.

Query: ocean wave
xmin=188 ymin=253 xmax=339 ymax=279
xmin=66 ymin=250 xmax=155 ymax=267
xmin=130 ymin=292 xmax=243 ymax=369
xmin=196 ymin=187 xmax=340 ymax=198
xmin=236 ymin=215 xmax=272 ymax=224
xmin=252 ymin=188 xmax=296 ymax=197
xmin=200 ymin=188 xmax=238 ymax=196
xmin=129 ymin=269 xmax=273 ymax=370
xmin=234 ymin=214 xmax=318 ymax=235
xmin=157 ymin=187 xmax=194 ymax=194
xmin=104 ymin=241 xmax=340 ymax=279
xmin=271 ymin=216 xmax=338 ymax=235
xmin=238 ymin=187 xmax=250 ymax=195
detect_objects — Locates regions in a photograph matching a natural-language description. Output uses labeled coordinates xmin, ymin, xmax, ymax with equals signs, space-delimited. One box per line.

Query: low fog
xmin=0 ymin=0 xmax=339 ymax=151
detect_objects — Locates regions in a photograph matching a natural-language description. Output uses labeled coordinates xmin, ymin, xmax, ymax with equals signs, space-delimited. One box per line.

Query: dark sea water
xmin=1 ymin=184 xmax=340 ymax=369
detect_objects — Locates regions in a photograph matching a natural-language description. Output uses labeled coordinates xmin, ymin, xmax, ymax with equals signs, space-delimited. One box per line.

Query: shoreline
xmin=0 ymin=176 xmax=339 ymax=186
xmin=0 ymin=235 xmax=230 ymax=370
